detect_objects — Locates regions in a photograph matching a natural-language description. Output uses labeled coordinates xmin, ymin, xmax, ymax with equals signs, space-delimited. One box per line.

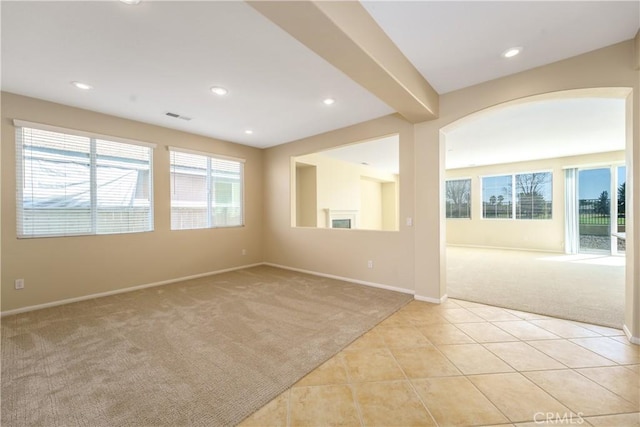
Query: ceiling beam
xmin=248 ymin=0 xmax=439 ymax=123
xmin=634 ymin=30 xmax=640 ymax=70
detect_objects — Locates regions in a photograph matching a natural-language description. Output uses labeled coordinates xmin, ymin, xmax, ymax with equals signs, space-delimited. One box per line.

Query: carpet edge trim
xmin=1 ymin=262 xmax=264 ymax=317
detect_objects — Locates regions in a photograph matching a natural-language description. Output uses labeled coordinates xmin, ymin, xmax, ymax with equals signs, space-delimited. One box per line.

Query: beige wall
xmin=295 ymin=163 xmax=317 ymax=228
xmin=446 ymin=151 xmax=625 ymax=252
xmin=1 ymin=93 xmax=263 ymax=312
xmin=264 ymin=114 xmax=415 ymax=291
xmin=292 ymin=152 xmax=398 ymax=230
xmin=2 ymin=39 xmax=639 ymax=340
xmin=381 ymin=182 xmax=398 ymax=231
xmin=414 ymin=40 xmax=639 ymax=338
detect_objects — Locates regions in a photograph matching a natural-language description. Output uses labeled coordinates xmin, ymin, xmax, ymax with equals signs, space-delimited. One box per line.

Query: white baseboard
xmin=414 ymin=294 xmax=448 ymax=304
xmin=447 ymin=244 xmax=564 ymax=254
xmin=623 ymin=324 xmax=640 ymax=345
xmin=263 ymin=263 xmax=414 ymax=296
xmin=1 ymin=263 xmax=264 ymax=317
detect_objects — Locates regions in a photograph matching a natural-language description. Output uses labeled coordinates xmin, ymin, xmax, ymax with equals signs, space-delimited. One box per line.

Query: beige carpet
xmin=1 ymin=265 xmax=412 ymax=427
xmin=447 ymin=246 xmax=625 ymax=328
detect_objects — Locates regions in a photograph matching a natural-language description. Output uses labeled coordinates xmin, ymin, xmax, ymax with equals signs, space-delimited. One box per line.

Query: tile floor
xmin=239 ymin=299 xmax=639 ymax=427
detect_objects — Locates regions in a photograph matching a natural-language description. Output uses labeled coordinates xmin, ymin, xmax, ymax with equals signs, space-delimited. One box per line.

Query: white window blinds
xmin=169 ymin=148 xmax=244 ymax=230
xmin=15 ymin=122 xmax=154 ymax=238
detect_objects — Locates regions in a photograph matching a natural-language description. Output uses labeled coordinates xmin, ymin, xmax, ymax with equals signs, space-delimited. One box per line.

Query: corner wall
xmin=1 ymin=93 xmax=264 ymax=312
xmin=413 ymin=40 xmax=639 ymax=339
xmin=263 ymin=114 xmax=415 ymax=292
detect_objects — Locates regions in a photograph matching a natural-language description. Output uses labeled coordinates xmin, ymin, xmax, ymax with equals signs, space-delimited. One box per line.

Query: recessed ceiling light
xmin=245 ymin=130 xmax=253 ymax=135
xmin=323 ymin=98 xmax=335 ymax=105
xmin=120 ymin=0 xmax=141 ymax=5
xmin=71 ymin=81 xmax=92 ymax=90
xmin=502 ymin=47 xmax=522 ymax=59
xmin=211 ymin=86 xmax=229 ymax=96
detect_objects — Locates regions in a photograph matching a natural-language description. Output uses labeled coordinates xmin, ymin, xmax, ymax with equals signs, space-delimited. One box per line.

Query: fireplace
xmin=324 ymin=209 xmax=358 ymax=229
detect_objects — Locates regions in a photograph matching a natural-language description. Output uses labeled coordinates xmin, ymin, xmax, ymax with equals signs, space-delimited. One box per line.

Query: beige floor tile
xmin=439 ymin=308 xmax=486 ymax=323
xmin=585 ymin=413 xmax=640 ymax=426
xmin=438 ymin=344 xmax=514 ymax=375
xmin=572 ymin=322 xmax=624 ymax=336
xmin=450 ymin=299 xmax=489 ymax=309
xmin=515 ymin=417 xmax=584 ymax=427
xmin=416 ymin=323 xmax=475 ymax=345
xmin=402 ymin=300 xmax=439 ymax=311
xmin=401 ymin=310 xmax=450 ymax=326
xmin=529 ymin=319 xmax=601 ymax=338
xmin=353 ymin=380 xmax=436 ymax=426
xmin=524 ymin=369 xmax=638 ymax=416
xmin=456 ymin=322 xmax=519 ymax=343
xmin=469 ymin=373 xmax=572 ymax=423
xmin=289 ymin=384 xmax=360 ymax=427
xmin=238 ymin=391 xmax=289 ymax=427
xmin=570 ymin=337 xmax=640 ymax=365
xmin=527 ymin=340 xmax=617 ymax=368
xmin=295 ymin=355 xmax=348 ymax=387
xmin=375 ymin=325 xmax=432 ymax=348
xmin=628 ymin=365 xmax=640 ymax=374
xmin=504 ymin=309 xmax=551 ymax=321
xmin=438 ymin=299 xmax=463 ymax=309
xmin=377 ymin=311 xmax=413 ymax=327
xmin=412 ymin=376 xmax=509 ymax=426
xmin=612 ymin=335 xmax=637 ymax=345
xmin=468 ymin=307 xmax=523 ymax=321
xmin=344 ymin=330 xmax=386 ymax=352
xmin=341 ymin=348 xmax=405 ymax=383
xmin=391 ymin=346 xmax=462 ymax=378
xmin=577 ymin=366 xmax=640 ymax=405
xmin=484 ymin=342 xmax=566 ymax=371
xmin=493 ymin=321 xmax=560 ymax=340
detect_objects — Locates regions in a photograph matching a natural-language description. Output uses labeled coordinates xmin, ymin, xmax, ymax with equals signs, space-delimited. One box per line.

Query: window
xmin=481 ymin=172 xmax=552 ymax=219
xmin=15 ymin=121 xmax=154 ymax=238
xmin=515 ymin=172 xmax=552 ymax=219
xmin=169 ymin=148 xmax=244 ymax=230
xmin=482 ymin=175 xmax=512 ymax=219
xmin=445 ymin=179 xmax=471 ymax=218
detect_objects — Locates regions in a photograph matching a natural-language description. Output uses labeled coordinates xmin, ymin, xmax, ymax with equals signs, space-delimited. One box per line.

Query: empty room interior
xmin=1 ymin=1 xmax=639 ymax=426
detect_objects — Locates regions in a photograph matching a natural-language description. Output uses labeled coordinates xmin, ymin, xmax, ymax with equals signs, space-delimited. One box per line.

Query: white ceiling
xmin=1 ymin=0 xmax=639 ymax=156
xmin=362 ymin=1 xmax=640 ymax=94
xmin=444 ymin=96 xmax=627 ymax=170
xmin=321 ymin=135 xmax=400 ymax=175
xmin=0 ymin=1 xmax=393 ymax=148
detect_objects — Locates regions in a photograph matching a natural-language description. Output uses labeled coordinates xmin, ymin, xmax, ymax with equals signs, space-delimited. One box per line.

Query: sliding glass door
xmin=570 ymin=165 xmax=625 ymax=255
xmin=578 ymin=168 xmax=611 ymax=253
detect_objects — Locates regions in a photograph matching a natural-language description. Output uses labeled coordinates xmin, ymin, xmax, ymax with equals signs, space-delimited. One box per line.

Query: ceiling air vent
xmin=165 ymin=112 xmax=192 ymax=121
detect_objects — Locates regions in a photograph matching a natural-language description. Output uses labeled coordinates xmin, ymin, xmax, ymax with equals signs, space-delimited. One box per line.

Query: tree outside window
xmin=445 ymin=179 xmax=471 ymax=218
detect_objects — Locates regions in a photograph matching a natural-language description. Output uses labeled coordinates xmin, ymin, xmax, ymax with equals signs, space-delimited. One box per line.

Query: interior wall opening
xmin=291 ymin=134 xmax=400 ymax=231
xmin=441 ymin=88 xmax=630 ymax=328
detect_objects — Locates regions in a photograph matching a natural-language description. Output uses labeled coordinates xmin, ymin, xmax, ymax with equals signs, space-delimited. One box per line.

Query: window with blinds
xmin=169 ymin=148 xmax=244 ymax=230
xmin=15 ymin=121 xmax=154 ymax=238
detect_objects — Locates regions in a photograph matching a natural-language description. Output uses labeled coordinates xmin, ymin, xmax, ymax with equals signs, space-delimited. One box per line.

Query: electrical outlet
xmin=15 ymin=279 xmax=24 ymax=290
xmin=367 ymin=260 xmax=373 ymax=269
xmin=242 ymin=249 xmax=247 ymax=256
xmin=406 ymin=217 xmax=413 ymax=227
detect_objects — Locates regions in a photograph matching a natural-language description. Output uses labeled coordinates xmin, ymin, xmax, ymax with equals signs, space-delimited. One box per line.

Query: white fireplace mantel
xmin=324 ymin=209 xmax=359 ymax=229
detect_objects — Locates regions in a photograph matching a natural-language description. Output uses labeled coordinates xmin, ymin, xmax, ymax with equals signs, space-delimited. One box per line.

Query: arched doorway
xmin=441 ymin=88 xmax=631 ymax=328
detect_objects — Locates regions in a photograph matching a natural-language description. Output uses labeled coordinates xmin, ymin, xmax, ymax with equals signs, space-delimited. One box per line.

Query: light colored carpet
xmin=447 ymin=246 xmax=625 ymax=328
xmin=1 ymin=265 xmax=412 ymax=427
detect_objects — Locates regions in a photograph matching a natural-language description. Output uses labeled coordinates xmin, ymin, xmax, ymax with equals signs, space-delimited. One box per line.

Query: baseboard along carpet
xmin=1 ymin=265 xmax=412 ymax=426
